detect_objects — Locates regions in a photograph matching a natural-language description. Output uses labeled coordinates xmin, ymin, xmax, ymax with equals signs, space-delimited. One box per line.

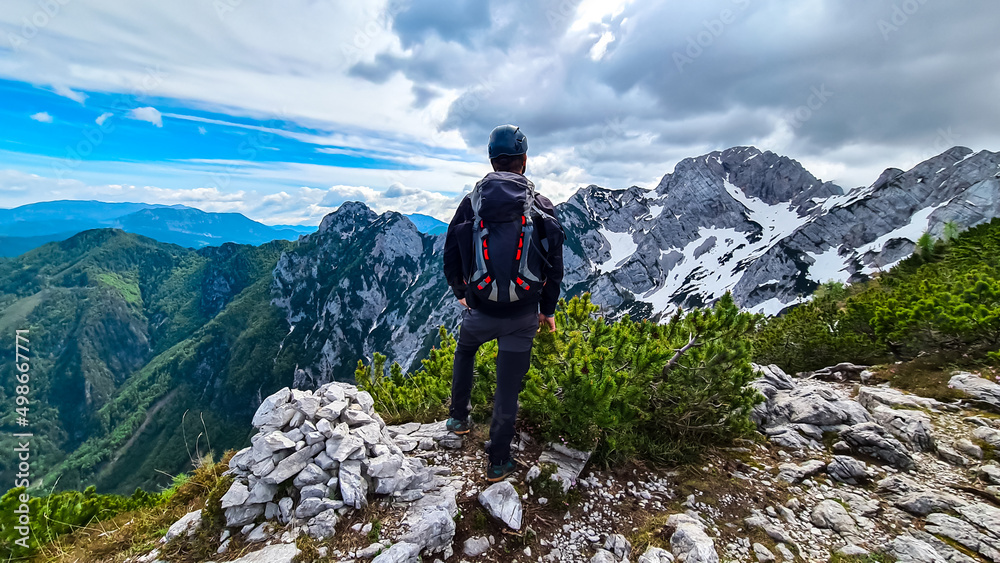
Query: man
xmin=442 ymin=124 xmax=564 ymax=482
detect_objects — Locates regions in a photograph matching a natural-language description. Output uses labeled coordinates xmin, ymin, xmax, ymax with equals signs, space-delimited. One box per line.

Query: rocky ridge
xmin=137 ymin=366 xmax=1000 ymax=563
xmin=270 ymin=147 xmax=1000 ymax=383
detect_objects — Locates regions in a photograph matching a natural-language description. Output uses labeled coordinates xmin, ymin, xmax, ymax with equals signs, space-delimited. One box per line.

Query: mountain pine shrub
xmin=361 ymin=293 xmax=763 ymax=465
xmin=754 ymin=218 xmax=1000 ymax=372
xmin=0 ymin=482 xmax=175 ymax=557
xmin=356 ymin=327 xmax=456 ymax=424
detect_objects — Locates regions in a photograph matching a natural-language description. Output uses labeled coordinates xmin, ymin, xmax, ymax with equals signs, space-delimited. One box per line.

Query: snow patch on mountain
xmin=806 ymin=246 xmax=851 ymax=285
xmin=598 ymin=229 xmax=638 ymax=273
xmin=723 ymin=178 xmax=802 ymax=245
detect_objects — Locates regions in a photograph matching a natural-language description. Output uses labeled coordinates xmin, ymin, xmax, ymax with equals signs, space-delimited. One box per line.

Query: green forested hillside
xmin=753 ymin=218 xmax=1000 ymax=375
xmin=0 ymin=230 xmax=300 ymax=494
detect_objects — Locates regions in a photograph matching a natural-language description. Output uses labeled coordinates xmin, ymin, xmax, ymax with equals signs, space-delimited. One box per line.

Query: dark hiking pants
xmin=449 ymin=307 xmax=538 ymax=465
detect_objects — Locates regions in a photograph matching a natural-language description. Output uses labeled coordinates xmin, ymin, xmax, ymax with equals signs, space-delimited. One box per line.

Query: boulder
xmin=839 ymin=422 xmax=916 ymax=469
xmin=306 ymin=508 xmax=339 ymax=540
xmin=907 ymin=530 xmax=981 ymax=563
xmin=956 ymin=438 xmax=984 ymax=460
xmin=894 ymin=491 xmax=964 ymax=517
xmin=937 ymin=443 xmax=972 ymax=466
xmin=826 ymin=455 xmax=870 ymax=485
xmin=590 ymin=549 xmax=619 ymax=563
xmin=225 ymin=503 xmax=264 ymax=528
xmin=924 ymin=513 xmax=999 ymax=561
xmin=339 ymin=460 xmax=368 ymax=509
xmin=973 ymin=426 xmax=1000 ymax=449
xmin=638 ymin=545 xmax=676 ymax=563
xmin=751 ymin=364 xmax=797 ymax=394
xmin=869 ymin=405 xmax=936 ymax=452
xmin=604 ymin=533 xmax=632 ymax=559
xmin=251 ymin=387 xmax=292 ymax=429
xmin=225 ymin=543 xmax=300 ymax=563
xmin=535 ymin=442 xmax=593 ymax=493
xmin=667 ymin=513 xmax=719 ymax=563
xmin=262 ymin=443 xmax=323 ymax=485
xmin=858 ymin=386 xmax=948 ymax=412
xmin=292 ymin=463 xmax=329 ymax=488
xmin=371 ymin=542 xmax=421 ymax=563
xmin=762 ymin=425 xmax=823 ymax=450
xmin=810 ymin=500 xmax=857 ymax=535
xmin=744 ymin=515 xmax=793 ymax=544
xmin=777 ymin=459 xmax=827 ymax=483
xmin=980 ymin=463 xmax=1000 ymax=485
xmin=768 ymin=386 xmax=872 ymax=428
xmin=479 ymin=481 xmax=523 ymax=530
xmin=949 ymin=372 xmax=1000 ymax=412
xmin=294 ymin=497 xmax=341 ymax=519
xmin=160 ymin=509 xmax=201 ymax=544
xmin=955 ymin=502 xmax=1000 ymax=537
xmin=246 ymin=480 xmax=278 ymax=504
xmin=888 ymin=534 xmax=947 ymax=563
xmin=221 ymin=481 xmax=251 ymax=509
xmin=837 ymin=544 xmax=870 ymax=557
xmin=463 ymin=536 xmax=491 ymax=557
xmin=398 ymin=485 xmax=459 ymax=557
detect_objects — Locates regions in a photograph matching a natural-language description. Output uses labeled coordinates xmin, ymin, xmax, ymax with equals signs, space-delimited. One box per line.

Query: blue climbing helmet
xmin=488 ymin=125 xmax=528 ymax=159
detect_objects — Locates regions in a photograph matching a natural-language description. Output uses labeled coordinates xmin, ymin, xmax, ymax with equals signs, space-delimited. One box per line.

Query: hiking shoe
xmin=485 ymin=459 xmax=517 ymax=482
xmin=446 ymin=417 xmax=471 ymax=435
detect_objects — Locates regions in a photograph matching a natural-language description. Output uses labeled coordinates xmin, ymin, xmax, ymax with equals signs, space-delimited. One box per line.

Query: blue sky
xmin=1 ymin=0 xmax=999 ymax=224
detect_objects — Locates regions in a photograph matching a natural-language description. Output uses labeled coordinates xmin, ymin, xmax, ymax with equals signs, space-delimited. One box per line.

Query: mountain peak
xmin=317 ymin=201 xmax=379 ymax=237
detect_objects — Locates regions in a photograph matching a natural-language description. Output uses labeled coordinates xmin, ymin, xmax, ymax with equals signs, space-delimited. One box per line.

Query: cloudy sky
xmin=1 ymin=0 xmax=998 ymax=224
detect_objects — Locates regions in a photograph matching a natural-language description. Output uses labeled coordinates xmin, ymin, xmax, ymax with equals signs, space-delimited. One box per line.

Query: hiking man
xmin=442 ymin=124 xmax=565 ymax=482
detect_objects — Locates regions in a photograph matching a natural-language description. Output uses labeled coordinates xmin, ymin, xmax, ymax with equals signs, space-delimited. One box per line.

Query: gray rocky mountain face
xmin=271 ymin=202 xmax=455 ymax=384
xmin=271 ymin=147 xmax=1000 ymax=382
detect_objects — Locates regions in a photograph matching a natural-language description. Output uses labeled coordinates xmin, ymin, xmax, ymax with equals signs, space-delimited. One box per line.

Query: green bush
xmin=752 ymin=281 xmax=888 ymax=374
xmin=356 ymin=327 xmax=456 ymax=424
xmin=362 ymin=293 xmax=763 ymax=465
xmin=754 ymin=219 xmax=1000 ymax=372
xmin=0 ymin=483 xmax=173 ymax=557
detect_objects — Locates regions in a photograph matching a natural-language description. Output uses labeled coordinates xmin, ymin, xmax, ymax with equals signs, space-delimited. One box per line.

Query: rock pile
xmin=223 ymin=383 xmax=449 ymax=542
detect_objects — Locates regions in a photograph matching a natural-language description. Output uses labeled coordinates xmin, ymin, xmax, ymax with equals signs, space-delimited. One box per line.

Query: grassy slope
xmin=0 ymin=230 xmax=296 ymax=494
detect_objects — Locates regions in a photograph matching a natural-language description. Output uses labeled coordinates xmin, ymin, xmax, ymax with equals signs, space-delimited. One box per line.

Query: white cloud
xmin=589 ymin=31 xmax=615 ymax=61
xmin=30 ymin=112 xmax=53 ymax=123
xmin=95 ymin=112 xmax=112 ymax=126
xmin=143 ymin=185 xmax=244 ymax=204
xmin=127 ymin=107 xmax=163 ymax=127
xmin=52 ymin=85 xmax=88 ymax=104
xmin=0 ymin=0 xmax=997 ymax=211
xmin=198 ymin=126 xmax=207 ymax=134
xmin=319 ymin=182 xmax=460 ymax=220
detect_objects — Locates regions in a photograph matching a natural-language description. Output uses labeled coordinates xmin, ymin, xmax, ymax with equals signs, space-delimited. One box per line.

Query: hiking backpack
xmin=468 ymin=173 xmax=553 ymax=304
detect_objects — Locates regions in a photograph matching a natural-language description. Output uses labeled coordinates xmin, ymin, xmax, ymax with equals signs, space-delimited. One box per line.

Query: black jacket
xmin=443 ymin=172 xmax=564 ymax=318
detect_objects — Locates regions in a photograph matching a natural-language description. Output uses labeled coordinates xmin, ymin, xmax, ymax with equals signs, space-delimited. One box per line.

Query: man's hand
xmin=538 ymin=314 xmax=556 ymax=332
xmin=458 ymin=298 xmax=469 ymax=310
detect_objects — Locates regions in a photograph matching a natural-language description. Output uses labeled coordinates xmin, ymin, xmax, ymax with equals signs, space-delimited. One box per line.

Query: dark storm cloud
xmin=390 ymin=0 xmax=493 ymax=48
xmin=352 ymin=0 xmax=1000 ymax=187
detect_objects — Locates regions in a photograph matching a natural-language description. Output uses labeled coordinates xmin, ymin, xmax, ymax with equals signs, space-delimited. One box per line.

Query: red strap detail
xmin=521 ymin=215 xmax=526 ymax=225
xmin=477 ymin=275 xmax=493 ymax=291
xmin=515 ymin=249 xmax=521 ymax=260
xmin=523 ymin=283 xmax=530 ymax=290
xmin=517 ymin=238 xmax=523 ymax=248
xmin=484 ymin=248 xmax=489 ymax=260
xmin=480 ymin=220 xmax=484 ymax=228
